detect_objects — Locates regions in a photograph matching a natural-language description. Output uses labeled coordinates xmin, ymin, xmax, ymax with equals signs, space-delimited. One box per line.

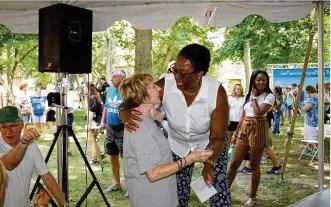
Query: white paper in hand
xmin=190 ymin=176 xmax=217 ymax=203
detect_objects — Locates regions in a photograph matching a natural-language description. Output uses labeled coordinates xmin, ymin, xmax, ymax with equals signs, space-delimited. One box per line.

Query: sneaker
xmin=125 ymin=191 xmax=129 ymax=197
xmin=267 ymin=165 xmax=282 ymax=175
xmin=244 ymin=198 xmax=257 ymax=207
xmin=103 ymin=185 xmax=121 ymax=193
xmin=89 ymin=160 xmax=98 ymax=165
xmin=261 ymin=157 xmax=268 ymax=164
xmin=237 ymin=166 xmax=252 ymax=174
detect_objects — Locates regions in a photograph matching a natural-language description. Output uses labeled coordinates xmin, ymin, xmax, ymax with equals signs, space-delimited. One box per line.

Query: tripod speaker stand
xmin=29 ymin=106 xmax=110 ymax=207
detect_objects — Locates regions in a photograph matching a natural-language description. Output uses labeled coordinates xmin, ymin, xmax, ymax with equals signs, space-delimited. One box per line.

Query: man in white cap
xmin=100 ymin=69 xmax=127 ymax=194
xmin=0 ymin=106 xmax=67 ymax=207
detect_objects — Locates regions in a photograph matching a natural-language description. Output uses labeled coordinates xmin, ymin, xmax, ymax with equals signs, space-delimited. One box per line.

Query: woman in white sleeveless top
xmin=120 ymin=44 xmax=231 ymax=207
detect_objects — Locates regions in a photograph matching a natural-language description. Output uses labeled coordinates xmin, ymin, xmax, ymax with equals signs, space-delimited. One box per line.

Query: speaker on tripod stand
xmin=31 ymin=4 xmax=111 ymax=207
xmin=39 ymin=3 xmax=92 ymax=74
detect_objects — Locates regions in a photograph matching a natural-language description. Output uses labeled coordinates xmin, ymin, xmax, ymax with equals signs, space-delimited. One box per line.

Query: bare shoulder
xmin=217 ymin=84 xmax=227 ymax=98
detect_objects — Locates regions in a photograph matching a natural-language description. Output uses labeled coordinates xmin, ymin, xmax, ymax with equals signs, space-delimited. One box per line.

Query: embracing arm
xmin=41 ymin=172 xmax=65 ymax=206
xmin=119 ymin=77 xmax=166 ymax=132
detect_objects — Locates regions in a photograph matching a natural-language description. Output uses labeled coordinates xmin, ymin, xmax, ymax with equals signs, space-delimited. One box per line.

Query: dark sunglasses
xmin=154 ymin=120 xmax=168 ymax=139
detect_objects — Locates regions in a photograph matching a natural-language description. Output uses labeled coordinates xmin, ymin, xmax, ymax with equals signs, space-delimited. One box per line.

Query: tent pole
xmin=317 ymin=1 xmax=324 ymax=192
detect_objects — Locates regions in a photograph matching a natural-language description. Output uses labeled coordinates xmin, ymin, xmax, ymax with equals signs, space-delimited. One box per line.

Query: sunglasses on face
xmin=154 ymin=120 xmax=168 ymax=139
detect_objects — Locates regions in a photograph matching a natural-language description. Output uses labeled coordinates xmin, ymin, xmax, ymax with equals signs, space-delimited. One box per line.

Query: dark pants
xmin=273 ymin=113 xmax=280 ymax=133
xmin=171 ymin=137 xmax=231 ymax=207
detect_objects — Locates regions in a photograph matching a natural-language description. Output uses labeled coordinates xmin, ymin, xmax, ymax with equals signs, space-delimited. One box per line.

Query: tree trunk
xmin=243 ymin=41 xmax=252 ymax=93
xmin=9 ymin=48 xmax=19 ymax=91
xmin=134 ymin=29 xmax=152 ymax=74
xmin=162 ymin=45 xmax=174 ymax=73
xmin=74 ymin=75 xmax=80 ymax=90
xmin=68 ymin=74 xmax=75 ymax=90
xmin=106 ymin=31 xmax=112 ymax=83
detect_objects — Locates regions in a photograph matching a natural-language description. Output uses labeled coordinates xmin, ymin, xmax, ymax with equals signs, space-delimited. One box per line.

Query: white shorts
xmin=33 ymin=115 xmax=46 ymax=123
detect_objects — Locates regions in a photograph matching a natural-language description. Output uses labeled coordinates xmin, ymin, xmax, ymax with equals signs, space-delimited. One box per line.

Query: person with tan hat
xmin=0 ymin=106 xmax=66 ymax=207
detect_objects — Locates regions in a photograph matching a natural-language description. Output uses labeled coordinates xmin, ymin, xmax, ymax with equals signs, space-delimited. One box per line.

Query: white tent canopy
xmin=0 ymin=0 xmax=329 ymax=193
xmin=0 ymin=1 xmax=323 ymax=33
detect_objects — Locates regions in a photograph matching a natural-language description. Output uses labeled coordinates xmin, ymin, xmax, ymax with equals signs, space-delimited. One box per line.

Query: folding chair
xmin=299 ymin=125 xmax=329 ymax=163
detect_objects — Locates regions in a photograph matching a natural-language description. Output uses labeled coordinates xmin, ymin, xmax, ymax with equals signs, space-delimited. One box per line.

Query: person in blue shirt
xmin=302 ymin=85 xmax=318 ymax=140
xmin=30 ymin=87 xmax=47 ymax=137
xmin=100 ymin=69 xmax=126 ymax=194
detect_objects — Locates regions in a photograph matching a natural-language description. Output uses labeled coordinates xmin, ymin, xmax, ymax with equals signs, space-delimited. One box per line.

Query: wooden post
xmin=134 ymin=29 xmax=152 ymax=75
xmin=281 ymin=30 xmax=315 ymax=180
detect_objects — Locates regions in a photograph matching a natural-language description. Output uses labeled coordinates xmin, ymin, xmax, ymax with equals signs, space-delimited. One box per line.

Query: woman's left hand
xmin=202 ymin=164 xmax=215 ymax=185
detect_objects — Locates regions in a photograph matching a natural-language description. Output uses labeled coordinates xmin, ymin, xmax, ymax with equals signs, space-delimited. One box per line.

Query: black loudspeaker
xmin=39 ymin=4 xmax=92 ymax=74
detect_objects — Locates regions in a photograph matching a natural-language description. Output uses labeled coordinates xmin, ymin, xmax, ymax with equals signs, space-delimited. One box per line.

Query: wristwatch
xmin=252 ymin=96 xmax=258 ymax=100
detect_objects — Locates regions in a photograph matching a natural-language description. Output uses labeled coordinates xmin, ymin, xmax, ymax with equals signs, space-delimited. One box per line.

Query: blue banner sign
xmin=272 ymin=68 xmax=330 ymax=88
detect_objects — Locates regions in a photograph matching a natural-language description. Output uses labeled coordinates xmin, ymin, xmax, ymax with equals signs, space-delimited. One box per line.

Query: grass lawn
xmin=32 ymin=111 xmax=330 ymax=207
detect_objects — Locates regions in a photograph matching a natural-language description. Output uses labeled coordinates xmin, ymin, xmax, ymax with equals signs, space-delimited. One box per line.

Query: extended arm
xmin=41 ymin=172 xmax=66 ymax=206
xmin=145 ymin=150 xmax=212 ymax=183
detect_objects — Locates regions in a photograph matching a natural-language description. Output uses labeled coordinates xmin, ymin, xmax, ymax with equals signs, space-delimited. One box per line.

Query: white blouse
xmin=228 ymin=96 xmax=245 ymax=122
xmin=162 ymin=74 xmax=220 ymax=158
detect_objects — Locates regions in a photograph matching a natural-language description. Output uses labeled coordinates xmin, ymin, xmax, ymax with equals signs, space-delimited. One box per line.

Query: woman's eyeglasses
xmin=168 ymin=64 xmax=197 ymax=79
xmin=154 ymin=120 xmax=168 ymax=139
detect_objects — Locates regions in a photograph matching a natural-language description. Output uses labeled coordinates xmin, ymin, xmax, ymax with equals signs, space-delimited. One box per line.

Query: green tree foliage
xmin=218 ymin=9 xmax=330 ymax=70
xmin=91 ymin=21 xmax=135 ymax=81
xmin=152 ymin=17 xmax=221 ymax=79
xmin=0 ymin=25 xmax=47 ymax=89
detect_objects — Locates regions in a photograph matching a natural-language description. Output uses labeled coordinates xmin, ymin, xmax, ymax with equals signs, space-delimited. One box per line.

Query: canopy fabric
xmin=0 ymin=1 xmax=319 ymax=33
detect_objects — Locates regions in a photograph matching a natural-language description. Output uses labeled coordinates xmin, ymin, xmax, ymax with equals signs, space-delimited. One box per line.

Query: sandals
xmin=244 ymin=198 xmax=257 ymax=207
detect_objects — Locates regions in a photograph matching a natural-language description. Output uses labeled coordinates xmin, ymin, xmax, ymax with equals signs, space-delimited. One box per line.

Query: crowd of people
xmin=0 ymin=43 xmax=329 ymax=207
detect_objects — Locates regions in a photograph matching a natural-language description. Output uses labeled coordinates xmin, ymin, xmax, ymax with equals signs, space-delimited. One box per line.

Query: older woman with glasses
xmin=119 ymin=73 xmax=212 ymax=207
xmin=120 ymin=44 xmax=230 ymax=207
